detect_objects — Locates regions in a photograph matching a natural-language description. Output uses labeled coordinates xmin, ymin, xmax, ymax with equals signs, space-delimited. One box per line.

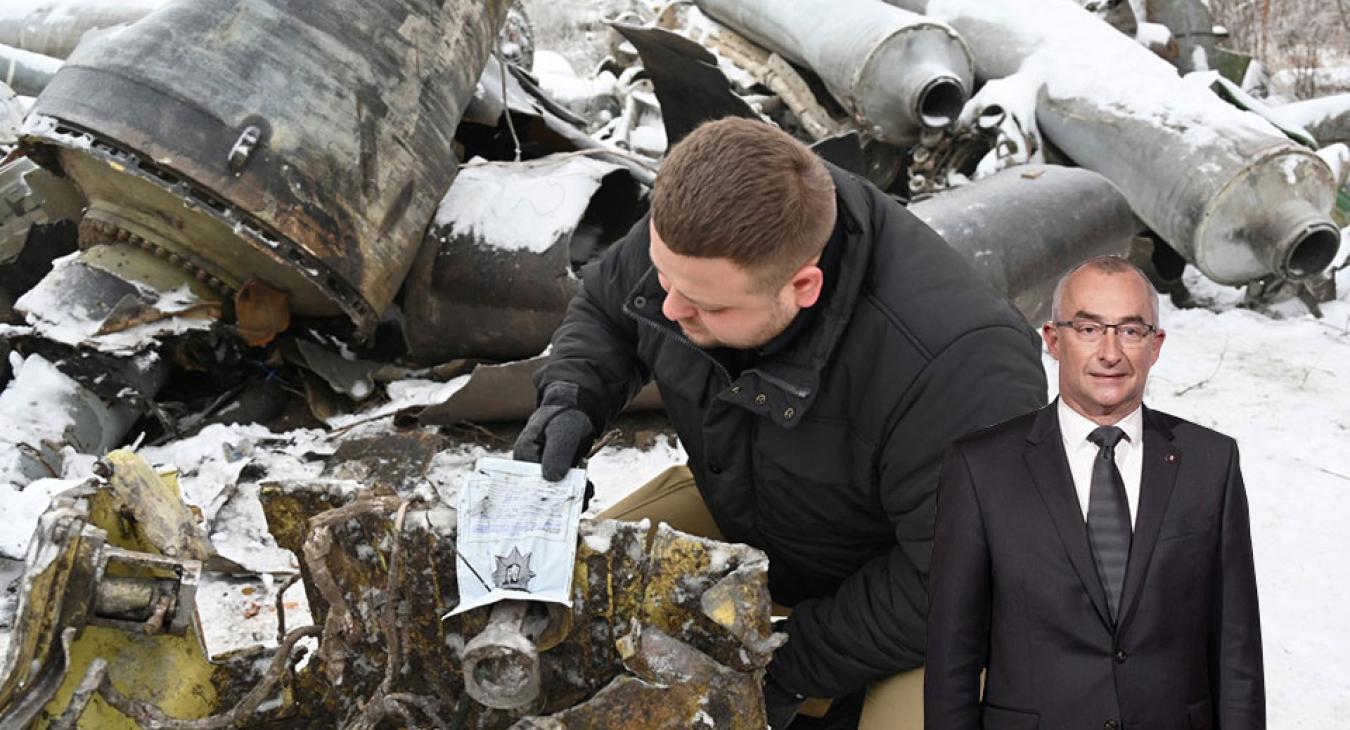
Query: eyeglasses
xmin=1053 ymin=320 xmax=1157 ymax=345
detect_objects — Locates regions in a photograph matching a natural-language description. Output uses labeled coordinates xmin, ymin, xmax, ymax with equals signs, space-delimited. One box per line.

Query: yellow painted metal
xmin=38 ymin=626 xmax=220 ymax=729
xmin=90 ymin=450 xmax=210 ymax=561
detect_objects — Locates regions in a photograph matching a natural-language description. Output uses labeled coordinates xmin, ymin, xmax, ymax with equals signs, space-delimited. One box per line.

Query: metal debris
xmin=403 ymin=154 xmax=644 ymax=363
xmin=910 ymin=164 xmax=1140 ymax=324
xmin=695 ymin=0 xmax=973 ymax=144
xmin=21 ymin=0 xmax=513 ymax=338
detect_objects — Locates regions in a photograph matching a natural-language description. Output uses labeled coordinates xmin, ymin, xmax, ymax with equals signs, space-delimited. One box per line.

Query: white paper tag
xmin=445 ymin=456 xmax=585 ymax=617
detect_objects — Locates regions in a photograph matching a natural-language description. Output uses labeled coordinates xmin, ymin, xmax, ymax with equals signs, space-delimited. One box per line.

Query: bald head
xmin=1050 ymin=256 xmax=1160 ymax=326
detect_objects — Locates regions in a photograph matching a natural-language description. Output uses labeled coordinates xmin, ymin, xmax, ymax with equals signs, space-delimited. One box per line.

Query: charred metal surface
xmin=456 ymin=55 xmax=658 ymax=186
xmin=0 ymin=450 xmax=293 ymax=728
xmin=22 ymin=0 xmax=512 ymax=337
xmin=516 ymin=623 xmax=765 ymax=729
xmin=612 ymin=24 xmax=756 ymax=147
xmin=403 ymin=154 xmax=644 ymax=363
xmin=325 ymin=430 xmax=447 ymax=494
xmin=254 ymin=483 xmax=776 ymax=728
xmin=695 ymin=0 xmax=974 ymax=143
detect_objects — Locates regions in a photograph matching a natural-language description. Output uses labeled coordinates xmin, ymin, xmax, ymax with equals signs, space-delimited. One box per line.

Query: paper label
xmin=446 ymin=457 xmax=584 ymax=617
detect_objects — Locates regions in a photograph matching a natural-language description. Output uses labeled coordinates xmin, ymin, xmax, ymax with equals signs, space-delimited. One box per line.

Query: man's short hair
xmin=1051 ymin=255 xmax=1161 ymax=325
xmin=650 ymin=117 xmax=837 ymax=291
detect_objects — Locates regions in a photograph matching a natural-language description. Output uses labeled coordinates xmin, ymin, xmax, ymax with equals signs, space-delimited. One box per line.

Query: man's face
xmin=1041 ymin=268 xmax=1166 ymax=423
xmin=648 ymin=222 xmax=820 ymax=350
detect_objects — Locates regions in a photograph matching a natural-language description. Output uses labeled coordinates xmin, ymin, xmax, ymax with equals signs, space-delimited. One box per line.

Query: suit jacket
xmin=925 ymin=402 xmax=1264 ymax=730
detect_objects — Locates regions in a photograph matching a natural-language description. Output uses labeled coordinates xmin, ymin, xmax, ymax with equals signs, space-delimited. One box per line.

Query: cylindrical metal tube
xmin=911 ymin=165 xmax=1140 ymax=324
xmin=887 ymin=0 xmax=1340 ymax=285
xmin=694 ymin=0 xmax=973 ymax=144
xmin=22 ymin=0 xmax=510 ymax=337
xmin=0 ymin=0 xmax=166 ymax=59
xmin=403 ymin=155 xmax=644 ymax=363
xmin=1144 ymin=0 xmax=1219 ymax=74
xmin=0 ymin=43 xmax=61 ymax=97
xmin=462 ymin=600 xmax=542 ymax=711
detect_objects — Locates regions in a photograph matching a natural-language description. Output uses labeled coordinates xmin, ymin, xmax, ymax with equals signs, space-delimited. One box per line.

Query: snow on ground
xmin=0 ymin=264 xmax=1347 ymax=721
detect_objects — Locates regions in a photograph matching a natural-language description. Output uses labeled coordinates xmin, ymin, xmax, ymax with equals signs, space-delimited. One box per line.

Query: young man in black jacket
xmin=514 ymin=117 xmax=1046 ymax=728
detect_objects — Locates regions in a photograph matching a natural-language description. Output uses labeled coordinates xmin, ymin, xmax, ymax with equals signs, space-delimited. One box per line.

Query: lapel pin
xmin=1165 ymin=453 xmax=1177 ymax=463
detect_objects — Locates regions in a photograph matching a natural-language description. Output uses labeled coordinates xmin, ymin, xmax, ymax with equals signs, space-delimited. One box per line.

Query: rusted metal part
xmin=887 ymin=0 xmax=1340 ymax=286
xmin=22 ymin=0 xmax=512 ymax=338
xmin=695 ymin=0 xmax=974 ymax=143
xmin=637 ymin=525 xmax=783 ymax=672
xmin=514 ymin=622 xmax=765 ymax=729
xmin=0 ymin=42 xmax=62 ymax=96
xmin=255 ymin=481 xmax=777 ymax=728
xmin=910 ymin=164 xmax=1140 ymax=325
xmin=463 ymin=600 xmax=545 ymax=711
xmin=0 ymin=451 xmax=292 ymax=728
xmin=0 ymin=0 xmax=166 ymax=59
xmin=232 ymin=279 xmax=290 ymax=348
xmin=402 ymin=154 xmax=644 ymax=363
xmin=695 ymin=23 xmax=849 ymax=141
xmin=907 ymin=123 xmax=999 ymax=199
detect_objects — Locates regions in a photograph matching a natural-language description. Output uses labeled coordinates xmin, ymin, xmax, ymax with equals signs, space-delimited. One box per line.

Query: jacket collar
xmin=623 ymin=164 xmax=873 ymax=428
xmin=1023 ymin=399 xmax=1180 ymax=635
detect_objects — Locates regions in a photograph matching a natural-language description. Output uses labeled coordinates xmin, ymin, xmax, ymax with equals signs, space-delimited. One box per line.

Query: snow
xmin=1134 ymin=21 xmax=1172 ymax=48
xmin=6 ymin=253 xmax=217 ymax=355
xmin=324 ymin=374 xmax=468 ymax=429
xmin=1 ymin=265 xmax=1347 ymax=718
xmin=432 ymin=155 xmax=627 ymax=254
xmin=1269 ymin=93 xmax=1350 ymax=136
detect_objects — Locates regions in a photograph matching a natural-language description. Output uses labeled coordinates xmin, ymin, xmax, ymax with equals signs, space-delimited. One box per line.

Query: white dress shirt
xmin=1057 ymin=399 xmax=1144 ymax=529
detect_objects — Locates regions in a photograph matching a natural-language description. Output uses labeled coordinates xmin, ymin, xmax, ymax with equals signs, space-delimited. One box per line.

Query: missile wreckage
xmin=0 ymin=0 xmax=1346 ymax=726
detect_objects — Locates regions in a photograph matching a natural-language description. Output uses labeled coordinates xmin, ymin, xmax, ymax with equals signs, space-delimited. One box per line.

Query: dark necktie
xmin=1087 ymin=425 xmax=1131 ymax=624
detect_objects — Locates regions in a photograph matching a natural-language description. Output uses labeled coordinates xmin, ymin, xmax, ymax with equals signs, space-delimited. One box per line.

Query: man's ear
xmin=789 ymin=264 xmax=824 ymax=308
xmin=1041 ymin=322 xmax=1061 ymax=361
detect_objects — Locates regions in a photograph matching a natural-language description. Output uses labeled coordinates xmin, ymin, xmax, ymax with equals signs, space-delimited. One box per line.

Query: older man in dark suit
xmin=925 ymin=255 xmax=1264 ymax=729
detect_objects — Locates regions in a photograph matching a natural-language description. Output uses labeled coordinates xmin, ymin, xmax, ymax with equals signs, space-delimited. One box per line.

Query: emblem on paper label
xmin=492 ymin=546 xmax=536 ymax=591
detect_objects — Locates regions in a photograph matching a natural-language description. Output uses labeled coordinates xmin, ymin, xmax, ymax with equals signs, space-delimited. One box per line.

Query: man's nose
xmin=1096 ymin=329 xmax=1124 ymax=363
xmin=662 ymin=289 xmax=695 ymax=321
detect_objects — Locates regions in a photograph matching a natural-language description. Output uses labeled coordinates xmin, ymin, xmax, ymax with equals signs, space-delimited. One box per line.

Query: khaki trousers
xmin=597 ymin=465 xmax=924 ymax=729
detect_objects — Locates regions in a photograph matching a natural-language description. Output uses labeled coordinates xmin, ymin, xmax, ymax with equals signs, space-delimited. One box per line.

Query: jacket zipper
xmin=622 ymin=301 xmax=734 ymax=387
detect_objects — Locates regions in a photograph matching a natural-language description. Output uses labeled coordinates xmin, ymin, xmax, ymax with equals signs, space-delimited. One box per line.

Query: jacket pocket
xmin=1159 ymin=514 xmax=1215 ymax=541
xmin=980 ymin=703 xmax=1040 ymax=729
xmin=1187 ymin=697 xmax=1213 ymax=729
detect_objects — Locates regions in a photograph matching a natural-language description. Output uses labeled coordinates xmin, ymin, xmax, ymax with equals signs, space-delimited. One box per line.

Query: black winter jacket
xmin=536 ymin=165 xmax=1047 ymax=698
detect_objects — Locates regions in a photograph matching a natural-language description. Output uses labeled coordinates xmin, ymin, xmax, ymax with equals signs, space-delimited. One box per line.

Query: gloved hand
xmin=513 ymin=381 xmax=595 ymax=481
xmin=762 ymin=671 xmax=806 ymax=730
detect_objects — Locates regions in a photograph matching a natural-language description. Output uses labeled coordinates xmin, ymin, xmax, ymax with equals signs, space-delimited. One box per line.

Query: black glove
xmin=513 ymin=381 xmax=595 ymax=481
xmin=762 ymin=671 xmax=806 ymax=730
